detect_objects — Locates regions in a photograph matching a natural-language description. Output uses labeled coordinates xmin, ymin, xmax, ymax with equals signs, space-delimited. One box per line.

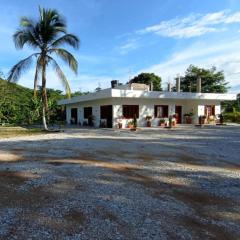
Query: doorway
xmin=100 ymin=105 xmax=113 ymax=128
xmin=205 ymin=105 xmax=215 ymax=117
xmin=175 ymin=106 xmax=182 ymax=124
xmin=71 ymin=108 xmax=78 ymax=124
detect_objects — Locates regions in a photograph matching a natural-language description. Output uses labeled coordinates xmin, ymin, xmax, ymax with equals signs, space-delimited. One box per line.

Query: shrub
xmin=223 ymin=111 xmax=240 ymax=123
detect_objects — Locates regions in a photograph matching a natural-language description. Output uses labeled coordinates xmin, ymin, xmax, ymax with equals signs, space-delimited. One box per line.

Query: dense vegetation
xmin=0 ymin=78 xmax=66 ymax=125
xmin=222 ymin=93 xmax=240 ymax=123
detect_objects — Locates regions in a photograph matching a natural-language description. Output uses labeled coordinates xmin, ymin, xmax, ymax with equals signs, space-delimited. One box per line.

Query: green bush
xmin=223 ymin=111 xmax=240 ymax=123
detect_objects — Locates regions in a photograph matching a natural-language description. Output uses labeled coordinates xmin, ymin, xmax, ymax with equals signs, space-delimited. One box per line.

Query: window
xmin=84 ymin=107 xmax=92 ymax=119
xmin=154 ymin=105 xmax=168 ymax=118
xmin=122 ymin=105 xmax=139 ymax=118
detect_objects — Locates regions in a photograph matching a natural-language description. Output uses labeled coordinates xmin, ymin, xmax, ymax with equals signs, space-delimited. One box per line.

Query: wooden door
xmin=175 ymin=106 xmax=182 ymax=124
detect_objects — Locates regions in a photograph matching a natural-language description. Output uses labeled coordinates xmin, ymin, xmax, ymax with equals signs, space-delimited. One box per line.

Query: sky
xmin=0 ymin=0 xmax=240 ymax=93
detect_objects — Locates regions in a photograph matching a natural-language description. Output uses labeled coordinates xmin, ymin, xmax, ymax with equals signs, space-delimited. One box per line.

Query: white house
xmin=58 ymin=80 xmax=237 ymax=128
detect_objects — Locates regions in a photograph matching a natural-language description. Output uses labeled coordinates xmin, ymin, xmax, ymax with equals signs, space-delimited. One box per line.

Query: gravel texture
xmin=0 ymin=125 xmax=240 ymax=239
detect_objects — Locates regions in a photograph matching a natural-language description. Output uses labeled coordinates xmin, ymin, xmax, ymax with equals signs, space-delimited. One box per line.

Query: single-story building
xmin=58 ymin=80 xmax=237 ymax=128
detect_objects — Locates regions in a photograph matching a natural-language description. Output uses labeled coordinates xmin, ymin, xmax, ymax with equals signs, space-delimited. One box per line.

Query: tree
xmin=181 ymin=65 xmax=229 ymax=93
xmin=8 ymin=7 xmax=79 ymax=130
xmin=129 ymin=73 xmax=162 ymax=91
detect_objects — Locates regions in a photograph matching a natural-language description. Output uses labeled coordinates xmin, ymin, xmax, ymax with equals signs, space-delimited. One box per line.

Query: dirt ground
xmin=0 ymin=125 xmax=240 ymax=239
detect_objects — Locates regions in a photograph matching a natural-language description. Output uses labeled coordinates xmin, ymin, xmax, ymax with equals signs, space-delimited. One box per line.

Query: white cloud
xmin=138 ymin=10 xmax=240 ymax=38
xmin=135 ymin=40 xmax=240 ymax=93
xmin=14 ymin=39 xmax=240 ymax=94
xmin=118 ymin=38 xmax=140 ymax=55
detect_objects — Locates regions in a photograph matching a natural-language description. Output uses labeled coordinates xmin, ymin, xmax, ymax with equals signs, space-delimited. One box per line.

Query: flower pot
xmin=146 ymin=121 xmax=151 ymax=127
xmin=185 ymin=116 xmax=192 ymax=124
xmin=118 ymin=123 xmax=122 ymax=129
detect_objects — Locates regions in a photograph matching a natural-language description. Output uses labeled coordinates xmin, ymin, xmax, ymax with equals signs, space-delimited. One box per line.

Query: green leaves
xmin=129 ymin=73 xmax=162 ymax=91
xmin=8 ymin=53 xmax=39 ymax=83
xmin=181 ymin=65 xmax=229 ymax=93
xmin=51 ymin=34 xmax=80 ymax=49
xmin=47 ymin=56 xmax=71 ymax=99
xmin=50 ymin=48 xmax=78 ymax=74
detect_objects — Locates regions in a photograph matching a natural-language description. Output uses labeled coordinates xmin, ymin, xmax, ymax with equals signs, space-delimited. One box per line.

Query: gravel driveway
xmin=0 ymin=125 xmax=240 ymax=239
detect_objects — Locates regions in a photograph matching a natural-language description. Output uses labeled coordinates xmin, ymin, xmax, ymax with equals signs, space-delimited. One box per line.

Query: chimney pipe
xmin=167 ymin=83 xmax=172 ymax=92
xmin=197 ymin=76 xmax=201 ymax=93
xmin=111 ymin=80 xmax=119 ymax=88
xmin=176 ymin=76 xmax=181 ymax=92
xmin=149 ymin=81 xmax=153 ymax=91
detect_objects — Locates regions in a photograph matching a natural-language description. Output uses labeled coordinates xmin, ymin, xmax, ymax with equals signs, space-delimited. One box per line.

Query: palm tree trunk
xmin=42 ymin=61 xmax=48 ymax=131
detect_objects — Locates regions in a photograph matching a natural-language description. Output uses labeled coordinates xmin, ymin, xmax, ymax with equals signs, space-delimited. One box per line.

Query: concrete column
xmin=169 ymin=104 xmax=176 ymax=116
xmin=66 ymin=106 xmax=71 ymax=124
xmin=215 ymin=105 xmax=221 ymax=115
xmin=197 ymin=105 xmax=205 ymax=116
xmin=197 ymin=76 xmax=201 ymax=93
xmin=77 ymin=107 xmax=83 ymax=125
xmin=176 ymin=77 xmax=181 ymax=92
xmin=93 ymin=106 xmax=100 ymax=127
xmin=113 ymin=105 xmax=122 ymax=128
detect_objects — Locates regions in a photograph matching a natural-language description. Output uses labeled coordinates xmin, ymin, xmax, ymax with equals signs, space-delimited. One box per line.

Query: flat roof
xmin=58 ymin=88 xmax=237 ymax=105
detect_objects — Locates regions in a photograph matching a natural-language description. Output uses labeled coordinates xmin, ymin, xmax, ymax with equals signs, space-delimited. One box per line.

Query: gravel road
xmin=0 ymin=125 xmax=240 ymax=239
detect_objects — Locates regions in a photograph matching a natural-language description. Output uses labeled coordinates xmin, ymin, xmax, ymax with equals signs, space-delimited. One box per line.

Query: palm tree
xmin=8 ymin=7 xmax=79 ymax=130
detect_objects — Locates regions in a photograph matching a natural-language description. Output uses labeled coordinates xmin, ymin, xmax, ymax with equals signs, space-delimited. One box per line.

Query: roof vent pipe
xmin=196 ymin=76 xmax=201 ymax=93
xmin=167 ymin=83 xmax=172 ymax=92
xmin=176 ymin=76 xmax=181 ymax=92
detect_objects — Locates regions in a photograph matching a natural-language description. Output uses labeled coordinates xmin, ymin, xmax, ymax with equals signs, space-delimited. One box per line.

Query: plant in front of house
xmin=198 ymin=115 xmax=206 ymax=125
xmin=168 ymin=115 xmax=173 ymax=128
xmin=88 ymin=115 xmax=95 ymax=127
xmin=127 ymin=120 xmax=134 ymax=129
xmin=130 ymin=114 xmax=137 ymax=131
xmin=219 ymin=113 xmax=224 ymax=124
xmin=159 ymin=118 xmax=165 ymax=127
xmin=184 ymin=111 xmax=194 ymax=124
xmin=117 ymin=117 xmax=123 ymax=129
xmin=145 ymin=115 xmax=152 ymax=127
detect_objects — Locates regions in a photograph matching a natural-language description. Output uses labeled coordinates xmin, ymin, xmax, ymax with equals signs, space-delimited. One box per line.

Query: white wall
xmin=66 ymin=99 xmax=113 ymax=127
xmin=66 ymin=106 xmax=71 ymax=124
xmin=65 ymin=98 xmax=222 ymax=127
xmin=215 ymin=105 xmax=221 ymax=115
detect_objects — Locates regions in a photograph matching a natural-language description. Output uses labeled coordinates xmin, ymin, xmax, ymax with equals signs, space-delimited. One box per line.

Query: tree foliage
xmin=129 ymin=73 xmax=162 ymax=91
xmin=181 ymin=65 xmax=229 ymax=93
xmin=0 ymin=78 xmax=66 ymax=124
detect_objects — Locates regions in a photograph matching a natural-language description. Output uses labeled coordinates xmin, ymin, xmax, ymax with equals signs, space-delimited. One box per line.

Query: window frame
xmin=154 ymin=105 xmax=169 ymax=118
xmin=122 ymin=105 xmax=139 ymax=119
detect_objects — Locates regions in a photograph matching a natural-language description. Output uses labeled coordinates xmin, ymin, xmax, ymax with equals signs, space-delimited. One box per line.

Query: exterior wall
xmin=66 ymin=99 xmax=113 ymax=127
xmin=66 ymin=106 xmax=71 ymax=124
xmin=112 ymin=98 xmax=221 ymax=127
xmin=59 ymin=89 xmax=236 ymax=106
xmin=65 ymin=98 xmax=223 ymax=127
